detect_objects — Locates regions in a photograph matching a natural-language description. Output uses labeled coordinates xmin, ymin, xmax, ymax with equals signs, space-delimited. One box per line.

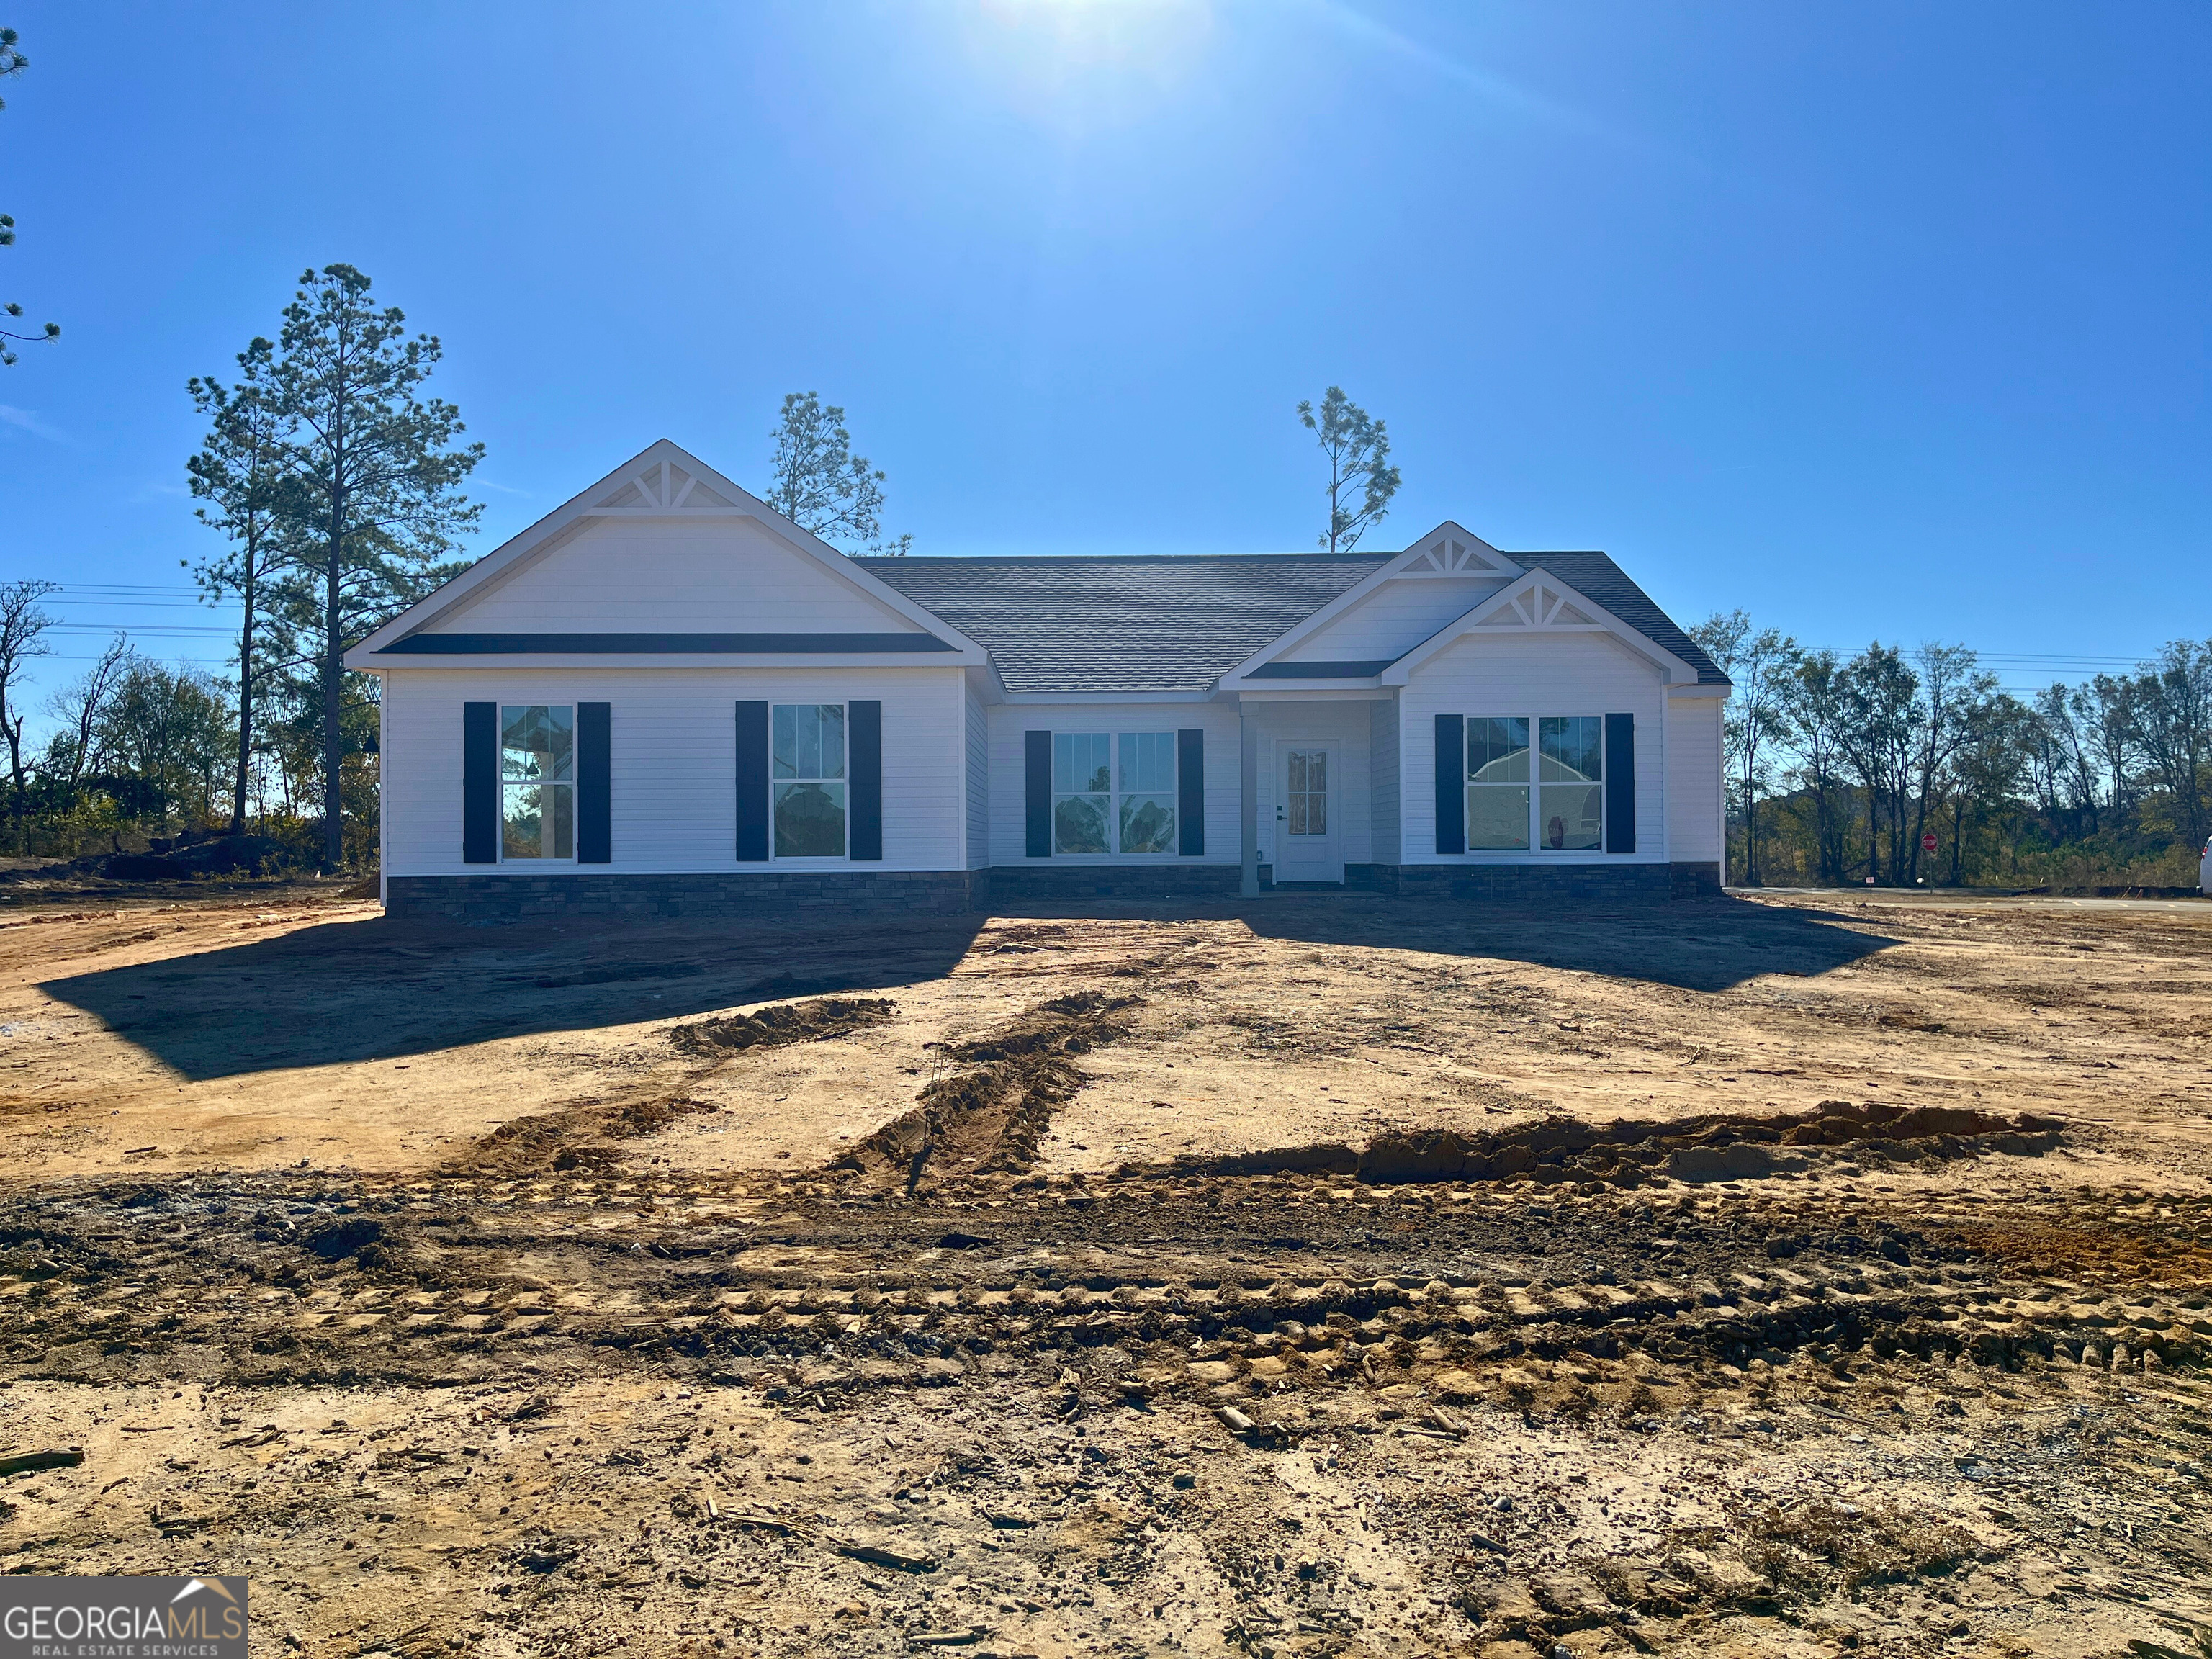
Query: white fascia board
xmin=361 ymin=652 xmax=984 ymax=673
xmin=346 ymin=439 xmax=984 ymax=665
xmin=998 ymin=689 xmax=1218 ymax=705
xmin=1214 ymin=519 xmax=1522 ymax=686
xmin=1234 ymin=688 xmax=1393 ymax=703
xmin=1668 ymin=682 xmax=1730 ymax=699
xmin=1380 ymin=568 xmax=1697 ymax=685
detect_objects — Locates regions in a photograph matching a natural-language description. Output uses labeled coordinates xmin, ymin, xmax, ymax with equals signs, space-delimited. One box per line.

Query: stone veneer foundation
xmin=384 ymin=862 xmax=1722 ymax=919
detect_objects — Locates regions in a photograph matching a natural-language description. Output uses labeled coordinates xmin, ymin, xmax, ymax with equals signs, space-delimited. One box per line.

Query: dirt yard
xmin=1 ymin=884 xmax=2209 ymax=1659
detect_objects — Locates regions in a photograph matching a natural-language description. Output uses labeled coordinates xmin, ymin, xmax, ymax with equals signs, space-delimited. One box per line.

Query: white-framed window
xmin=501 ymin=704 xmax=574 ymax=860
xmin=1465 ymin=716 xmax=1529 ymax=850
xmin=1538 ymin=716 xmax=1604 ymax=850
xmin=772 ymin=702 xmax=847 ymax=858
xmin=1466 ymin=714 xmax=1604 ymax=852
xmin=1053 ymin=731 xmax=1177 ymax=855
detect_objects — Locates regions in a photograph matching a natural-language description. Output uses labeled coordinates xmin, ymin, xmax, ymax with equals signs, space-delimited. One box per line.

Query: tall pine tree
xmin=267 ymin=265 xmax=481 ymax=868
xmin=186 ymin=338 xmax=290 ymax=834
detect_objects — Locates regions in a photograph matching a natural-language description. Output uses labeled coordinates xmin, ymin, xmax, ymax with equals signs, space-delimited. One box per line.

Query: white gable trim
xmin=1214 ymin=520 xmax=1521 ymax=687
xmin=344 ymin=439 xmax=986 ymax=669
xmin=1380 ymin=566 xmax=1699 ymax=685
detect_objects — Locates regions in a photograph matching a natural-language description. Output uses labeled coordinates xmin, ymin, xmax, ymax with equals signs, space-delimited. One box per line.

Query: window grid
xmin=501 ymin=704 xmax=574 ymax=860
xmin=1465 ymin=715 xmax=1604 ymax=853
xmin=771 ymin=703 xmax=848 ymax=858
xmin=1051 ymin=731 xmax=1178 ymax=855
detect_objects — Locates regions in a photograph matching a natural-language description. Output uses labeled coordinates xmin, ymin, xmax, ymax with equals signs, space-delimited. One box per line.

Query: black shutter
xmin=463 ymin=701 xmax=498 ymax=864
xmin=1434 ymin=714 xmax=1465 ymax=855
xmin=735 ymin=701 xmax=770 ymax=861
xmin=848 ymin=700 xmax=883 ymax=860
xmin=1025 ymin=730 xmax=1051 ymax=858
xmin=1605 ymin=712 xmax=1636 ymax=854
xmin=577 ymin=702 xmax=611 ymax=863
xmin=1177 ymin=729 xmax=1205 ymax=856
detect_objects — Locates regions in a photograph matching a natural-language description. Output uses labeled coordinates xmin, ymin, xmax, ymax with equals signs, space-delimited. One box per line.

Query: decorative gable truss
xmin=1214 ymin=521 xmax=1524 ymax=687
xmin=1382 ymin=567 xmax=1700 ymax=685
xmin=343 ymin=439 xmax=987 ymax=668
xmin=1395 ymin=525 xmax=1521 ymax=578
xmin=1473 ymin=577 xmax=1601 ymax=629
xmin=589 ymin=457 xmax=745 ymax=513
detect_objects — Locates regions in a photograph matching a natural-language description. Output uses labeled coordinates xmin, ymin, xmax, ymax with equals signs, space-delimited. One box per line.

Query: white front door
xmin=1274 ymin=739 xmax=1342 ymax=884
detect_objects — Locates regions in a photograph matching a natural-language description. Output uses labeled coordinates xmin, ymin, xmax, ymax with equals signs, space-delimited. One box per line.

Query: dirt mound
xmin=835 ymin=992 xmax=1139 ymax=1188
xmin=441 ymin=1092 xmax=720 ymax=1176
xmin=667 ymin=995 xmax=895 ymax=1056
xmin=1169 ymin=1100 xmax=2065 ymax=1187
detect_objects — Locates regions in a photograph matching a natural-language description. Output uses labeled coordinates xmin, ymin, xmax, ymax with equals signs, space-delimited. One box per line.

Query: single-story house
xmin=348 ymin=441 xmax=1730 ymax=918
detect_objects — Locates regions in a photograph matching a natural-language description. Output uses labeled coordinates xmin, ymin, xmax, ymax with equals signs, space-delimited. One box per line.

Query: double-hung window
xmin=772 ymin=703 xmax=847 ymax=857
xmin=1466 ymin=714 xmax=1604 ymax=851
xmin=1052 ymin=731 xmax=1177 ymax=855
xmin=1538 ymin=716 xmax=1604 ymax=850
xmin=501 ymin=705 xmax=575 ymax=860
xmin=1465 ymin=717 xmax=1529 ymax=850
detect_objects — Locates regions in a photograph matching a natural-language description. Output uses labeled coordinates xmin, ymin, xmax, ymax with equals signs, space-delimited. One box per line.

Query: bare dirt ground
xmin=2 ymin=884 xmax=2210 ymax=1659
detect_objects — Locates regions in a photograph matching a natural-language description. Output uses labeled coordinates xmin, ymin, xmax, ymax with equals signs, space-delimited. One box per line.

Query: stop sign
xmin=1921 ymin=831 xmax=1938 ymax=854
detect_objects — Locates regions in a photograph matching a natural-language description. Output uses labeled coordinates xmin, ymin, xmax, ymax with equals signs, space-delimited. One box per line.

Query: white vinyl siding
xmin=379 ymin=666 xmax=965 ymax=876
xmin=1369 ymin=698 xmax=1400 ymax=865
xmin=963 ymin=678 xmax=989 ymax=871
xmin=1666 ymin=691 xmax=1725 ymax=863
xmin=1399 ymin=633 xmax=1666 ymax=863
xmin=425 ymin=516 xmax=930 ymax=637
xmin=1279 ymin=576 xmax=1510 ymax=662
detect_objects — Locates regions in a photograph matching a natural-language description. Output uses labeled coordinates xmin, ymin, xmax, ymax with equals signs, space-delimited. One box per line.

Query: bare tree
xmin=41 ymin=631 xmax=132 ymax=791
xmin=0 ymin=577 xmax=57 ymax=845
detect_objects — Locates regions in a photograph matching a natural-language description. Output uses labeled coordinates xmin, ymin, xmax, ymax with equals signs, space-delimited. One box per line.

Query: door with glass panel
xmin=1273 ymin=739 xmax=1341 ymax=883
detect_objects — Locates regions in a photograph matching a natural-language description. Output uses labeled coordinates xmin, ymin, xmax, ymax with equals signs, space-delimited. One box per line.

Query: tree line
xmin=1690 ymin=613 xmax=2212 ymax=890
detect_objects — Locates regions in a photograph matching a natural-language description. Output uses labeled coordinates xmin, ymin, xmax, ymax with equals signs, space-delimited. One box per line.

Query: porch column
xmin=1239 ymin=703 xmax=1260 ymax=897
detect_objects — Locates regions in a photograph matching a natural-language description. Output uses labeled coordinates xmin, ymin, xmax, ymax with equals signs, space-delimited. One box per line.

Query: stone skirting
xmin=1346 ymin=862 xmax=1721 ymax=902
xmin=384 ymin=860 xmax=1725 ymax=918
xmin=984 ymin=865 xmax=1242 ymax=902
xmin=382 ymin=870 xmax=986 ymax=921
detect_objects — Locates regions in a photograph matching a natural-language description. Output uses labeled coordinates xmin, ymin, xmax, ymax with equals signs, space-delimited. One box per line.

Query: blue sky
xmin=0 ymin=1 xmax=2204 ymax=714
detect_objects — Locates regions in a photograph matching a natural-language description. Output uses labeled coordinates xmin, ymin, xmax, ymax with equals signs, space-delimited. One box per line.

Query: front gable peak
xmin=1395 ymin=521 xmax=1522 ymax=580
xmin=1382 ymin=565 xmax=1699 ymax=685
xmin=590 ymin=451 xmax=747 ymax=512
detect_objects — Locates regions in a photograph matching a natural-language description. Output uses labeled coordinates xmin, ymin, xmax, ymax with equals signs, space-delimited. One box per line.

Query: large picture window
xmin=1466 ymin=715 xmax=1604 ymax=852
xmin=1053 ymin=731 xmax=1177 ymax=855
xmin=772 ymin=703 xmax=846 ymax=857
xmin=502 ymin=705 xmax=574 ymax=860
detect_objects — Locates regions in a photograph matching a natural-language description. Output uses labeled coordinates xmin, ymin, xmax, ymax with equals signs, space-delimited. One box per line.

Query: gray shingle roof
xmin=855 ymin=552 xmax=1391 ymax=693
xmin=853 ymin=549 xmax=1727 ymax=693
xmin=1514 ymin=552 xmax=1730 ymax=686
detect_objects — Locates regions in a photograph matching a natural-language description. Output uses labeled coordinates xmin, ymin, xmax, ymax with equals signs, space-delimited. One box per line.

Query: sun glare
xmin=958 ymin=0 xmax=1216 ymax=127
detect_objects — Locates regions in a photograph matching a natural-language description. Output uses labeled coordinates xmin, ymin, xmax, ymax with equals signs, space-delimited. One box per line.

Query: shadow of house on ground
xmin=39 ymin=911 xmax=989 ymax=1084
xmin=1218 ymin=893 xmax=1897 ymax=993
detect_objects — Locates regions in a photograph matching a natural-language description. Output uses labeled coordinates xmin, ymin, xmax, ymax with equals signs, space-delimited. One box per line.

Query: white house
xmin=347 ymin=441 xmax=1730 ymax=918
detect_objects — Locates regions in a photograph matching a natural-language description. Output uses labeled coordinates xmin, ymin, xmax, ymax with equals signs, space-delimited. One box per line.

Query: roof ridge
xmin=848 ymin=551 xmax=1397 ymax=565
